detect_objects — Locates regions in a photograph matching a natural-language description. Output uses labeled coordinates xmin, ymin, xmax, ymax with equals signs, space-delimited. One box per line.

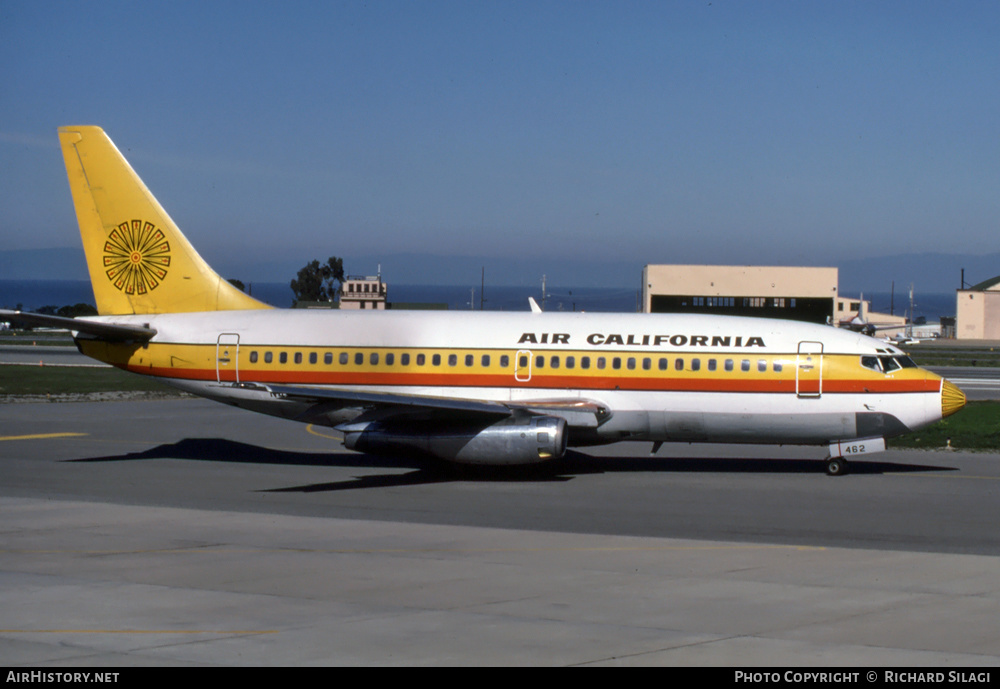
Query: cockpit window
xmin=895 ymin=356 xmax=918 ymax=368
xmin=861 ymin=356 xmax=881 ymax=372
xmin=879 ymin=356 xmax=901 ymax=373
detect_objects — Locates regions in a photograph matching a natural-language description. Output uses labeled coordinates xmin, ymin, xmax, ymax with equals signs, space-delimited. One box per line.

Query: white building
xmin=339 ymin=275 xmax=387 ymax=310
xmin=957 ymin=275 xmax=1000 ymax=339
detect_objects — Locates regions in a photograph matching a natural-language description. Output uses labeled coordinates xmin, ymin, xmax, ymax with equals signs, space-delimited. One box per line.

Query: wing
xmin=263 ymin=383 xmax=610 ymax=428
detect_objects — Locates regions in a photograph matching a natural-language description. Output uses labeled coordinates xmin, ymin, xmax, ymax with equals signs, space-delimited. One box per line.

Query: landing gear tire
xmin=826 ymin=457 xmax=849 ymax=476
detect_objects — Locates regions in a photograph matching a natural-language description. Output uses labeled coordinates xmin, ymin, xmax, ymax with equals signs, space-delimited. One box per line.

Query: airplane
xmin=0 ymin=126 xmax=967 ymax=476
xmin=839 ymin=315 xmax=903 ymax=337
xmin=883 ymin=333 xmax=928 ymax=346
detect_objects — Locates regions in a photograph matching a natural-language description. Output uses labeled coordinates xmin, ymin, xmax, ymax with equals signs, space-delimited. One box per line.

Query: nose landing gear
xmin=825 ymin=457 xmax=849 ymax=476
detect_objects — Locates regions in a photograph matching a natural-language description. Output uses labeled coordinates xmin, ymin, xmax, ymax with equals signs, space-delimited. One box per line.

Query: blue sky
xmin=2 ymin=1 xmax=998 ymax=286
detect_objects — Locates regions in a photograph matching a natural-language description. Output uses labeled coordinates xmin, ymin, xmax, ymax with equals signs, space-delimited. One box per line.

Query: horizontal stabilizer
xmin=0 ymin=309 xmax=156 ymax=341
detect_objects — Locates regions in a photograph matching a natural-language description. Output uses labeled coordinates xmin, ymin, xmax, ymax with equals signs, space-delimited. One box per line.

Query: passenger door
xmin=514 ymin=349 xmax=532 ymax=382
xmin=216 ymin=333 xmax=240 ymax=383
xmin=796 ymin=341 xmax=823 ymax=398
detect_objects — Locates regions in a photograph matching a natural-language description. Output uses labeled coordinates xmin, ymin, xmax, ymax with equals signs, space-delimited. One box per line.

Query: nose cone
xmin=941 ymin=379 xmax=967 ymax=418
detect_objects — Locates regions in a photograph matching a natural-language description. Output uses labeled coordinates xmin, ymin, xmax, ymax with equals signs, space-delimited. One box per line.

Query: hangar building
xmin=640 ymin=264 xmax=906 ymax=334
xmin=642 ymin=265 xmax=841 ymax=324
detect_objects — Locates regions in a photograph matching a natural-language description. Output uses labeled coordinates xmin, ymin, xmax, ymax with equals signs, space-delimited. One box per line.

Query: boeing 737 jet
xmin=1 ymin=127 xmax=967 ymax=475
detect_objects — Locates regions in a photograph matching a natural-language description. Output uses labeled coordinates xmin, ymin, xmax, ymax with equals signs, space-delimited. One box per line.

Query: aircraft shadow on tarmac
xmin=66 ymin=437 xmax=958 ymax=492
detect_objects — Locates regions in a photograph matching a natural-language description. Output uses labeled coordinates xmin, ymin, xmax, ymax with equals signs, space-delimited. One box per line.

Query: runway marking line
xmin=0 ymin=432 xmax=88 ymax=441
xmin=306 ymin=424 xmax=338 ymax=440
xmin=1 ymin=544 xmax=825 ymax=555
xmin=0 ymin=629 xmax=276 ymax=635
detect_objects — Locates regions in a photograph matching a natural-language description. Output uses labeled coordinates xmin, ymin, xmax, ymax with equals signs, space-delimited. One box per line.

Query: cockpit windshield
xmin=861 ymin=355 xmax=918 ymax=373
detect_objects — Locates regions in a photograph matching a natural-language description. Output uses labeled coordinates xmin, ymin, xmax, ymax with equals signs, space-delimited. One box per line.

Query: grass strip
xmin=888 ymin=401 xmax=1000 ymax=450
xmin=0 ymin=364 xmax=184 ymax=396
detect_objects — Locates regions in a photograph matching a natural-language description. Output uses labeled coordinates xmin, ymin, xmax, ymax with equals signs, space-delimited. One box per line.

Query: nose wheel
xmin=825 ymin=457 xmax=849 ymax=476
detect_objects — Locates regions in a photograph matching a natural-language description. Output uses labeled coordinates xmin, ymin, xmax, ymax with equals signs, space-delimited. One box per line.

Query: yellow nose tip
xmin=941 ymin=380 xmax=966 ymax=418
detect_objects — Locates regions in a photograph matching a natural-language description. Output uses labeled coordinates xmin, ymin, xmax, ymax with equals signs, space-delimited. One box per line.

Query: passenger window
xmin=482 ymin=355 xmax=491 ymax=367
xmin=612 ymin=357 xmax=621 ymax=370
xmin=339 ymin=352 xmax=348 ymax=365
xmin=659 ymin=358 xmax=668 ymax=371
xmin=566 ymin=356 xmax=575 ymax=369
xmin=519 ymin=355 xmax=528 ymax=368
xmin=691 ymin=358 xmax=701 ymax=371
xmin=324 ymin=352 xmax=333 ymax=365
xmin=741 ymin=359 xmax=750 ymax=372
xmin=249 ymin=351 xmax=258 ymax=364
xmin=355 ymin=352 xmax=363 ymax=365
xmin=758 ymin=359 xmax=767 ymax=372
xmin=725 ymin=359 xmax=734 ymax=372
xmin=597 ymin=357 xmax=606 ymax=370
xmin=370 ymin=353 xmax=379 ymax=365
xmin=642 ymin=358 xmax=651 ymax=370
xmin=433 ymin=354 xmax=441 ymax=366
xmin=500 ymin=355 xmax=509 ymax=368
xmin=773 ymin=361 xmax=782 ymax=372
xmin=708 ymin=359 xmax=717 ymax=371
xmin=280 ymin=352 xmax=288 ymax=364
xmin=674 ymin=358 xmax=684 ymax=371
xmin=309 ymin=352 xmax=317 ymax=365
xmin=401 ymin=353 xmax=410 ymax=366
xmin=551 ymin=356 xmax=560 ymax=369
xmin=386 ymin=353 xmax=394 ymax=366
xmin=417 ymin=353 xmax=425 ymax=366
xmin=294 ymin=352 xmax=302 ymax=364
xmin=264 ymin=352 xmax=273 ymax=364
xmin=581 ymin=357 xmax=591 ymax=369
xmin=626 ymin=358 xmax=635 ymax=370
xmin=535 ymin=355 xmax=545 ymax=368
xmin=448 ymin=354 xmax=457 ymax=366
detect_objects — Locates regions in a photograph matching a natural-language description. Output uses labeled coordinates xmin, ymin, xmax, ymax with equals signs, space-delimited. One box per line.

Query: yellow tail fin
xmin=59 ymin=126 xmax=271 ymax=315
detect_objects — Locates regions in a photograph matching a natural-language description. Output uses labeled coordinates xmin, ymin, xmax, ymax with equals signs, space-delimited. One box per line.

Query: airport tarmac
xmin=2 ymin=398 xmax=1000 ymax=666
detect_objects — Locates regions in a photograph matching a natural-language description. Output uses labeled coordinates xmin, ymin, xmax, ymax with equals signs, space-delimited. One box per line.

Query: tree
xmin=290 ymin=256 xmax=345 ymax=305
xmin=57 ymin=303 xmax=98 ymax=318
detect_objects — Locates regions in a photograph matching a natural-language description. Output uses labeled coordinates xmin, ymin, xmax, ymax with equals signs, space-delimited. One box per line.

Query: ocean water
xmin=0 ymin=280 xmax=957 ymax=319
xmin=0 ymin=280 xmax=641 ymax=313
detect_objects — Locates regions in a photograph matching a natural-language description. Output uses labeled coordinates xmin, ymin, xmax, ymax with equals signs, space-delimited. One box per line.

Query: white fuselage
xmin=79 ymin=308 xmax=949 ymax=449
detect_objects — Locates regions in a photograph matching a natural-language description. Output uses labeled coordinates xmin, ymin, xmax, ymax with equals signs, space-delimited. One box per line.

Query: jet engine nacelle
xmin=342 ymin=415 xmax=568 ymax=465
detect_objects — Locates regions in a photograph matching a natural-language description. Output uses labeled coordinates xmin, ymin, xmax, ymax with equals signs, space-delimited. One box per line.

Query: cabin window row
xmin=245 ymin=350 xmax=783 ymax=374
xmin=248 ymin=351 xmax=511 ymax=368
xmin=529 ymin=355 xmax=782 ymax=373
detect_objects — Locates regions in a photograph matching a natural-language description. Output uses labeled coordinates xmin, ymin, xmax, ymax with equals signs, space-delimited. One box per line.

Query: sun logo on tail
xmin=103 ymin=220 xmax=171 ymax=294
